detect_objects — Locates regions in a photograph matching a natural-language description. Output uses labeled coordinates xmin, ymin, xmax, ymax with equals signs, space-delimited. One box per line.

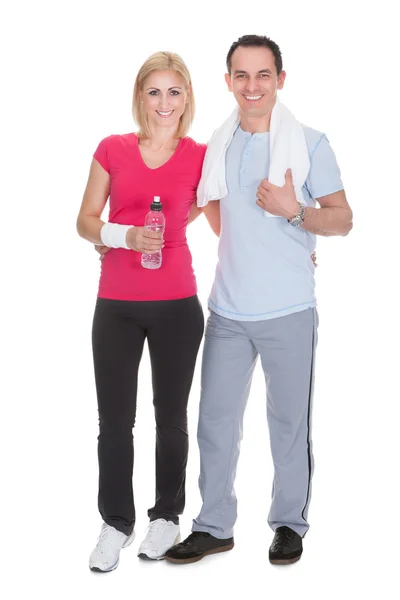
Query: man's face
xmin=225 ymin=46 xmax=286 ymax=117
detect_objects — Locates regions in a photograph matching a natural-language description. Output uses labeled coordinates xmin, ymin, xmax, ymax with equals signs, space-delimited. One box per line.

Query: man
xmin=164 ymin=34 xmax=353 ymax=565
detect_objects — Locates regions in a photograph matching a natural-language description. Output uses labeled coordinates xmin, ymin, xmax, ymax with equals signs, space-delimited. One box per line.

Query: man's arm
xmin=256 ymin=170 xmax=353 ymax=238
xmin=202 ymin=201 xmax=221 ymax=236
xmin=301 ymin=190 xmax=353 ymax=237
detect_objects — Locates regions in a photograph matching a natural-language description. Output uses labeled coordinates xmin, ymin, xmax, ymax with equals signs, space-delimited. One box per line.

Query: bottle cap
xmin=150 ymin=196 xmax=163 ymax=211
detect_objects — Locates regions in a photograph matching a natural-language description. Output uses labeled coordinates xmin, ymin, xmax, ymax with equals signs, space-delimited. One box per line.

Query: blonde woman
xmin=77 ymin=52 xmax=217 ymax=572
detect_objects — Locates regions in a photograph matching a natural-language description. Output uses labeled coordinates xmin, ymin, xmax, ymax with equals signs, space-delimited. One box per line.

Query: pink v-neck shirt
xmin=93 ymin=134 xmax=206 ymax=301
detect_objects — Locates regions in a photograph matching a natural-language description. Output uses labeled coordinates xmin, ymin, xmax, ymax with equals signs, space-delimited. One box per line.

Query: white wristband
xmin=100 ymin=223 xmax=133 ymax=249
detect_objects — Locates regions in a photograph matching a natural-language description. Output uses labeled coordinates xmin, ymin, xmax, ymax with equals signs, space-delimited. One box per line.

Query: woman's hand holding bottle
xmin=126 ymin=227 xmax=164 ymax=254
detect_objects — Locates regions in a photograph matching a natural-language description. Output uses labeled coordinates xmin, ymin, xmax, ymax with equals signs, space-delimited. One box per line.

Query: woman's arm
xmin=188 ymin=201 xmax=220 ymax=237
xmin=78 ymin=158 xmax=163 ymax=254
xmin=76 ymin=159 xmax=110 ymax=244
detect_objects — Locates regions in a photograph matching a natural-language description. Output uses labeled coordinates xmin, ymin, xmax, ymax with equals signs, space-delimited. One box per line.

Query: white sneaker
xmin=89 ymin=523 xmax=135 ymax=572
xmin=138 ymin=519 xmax=180 ymax=560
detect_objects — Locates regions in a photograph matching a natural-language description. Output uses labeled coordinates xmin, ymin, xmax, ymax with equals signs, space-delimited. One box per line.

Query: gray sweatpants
xmin=192 ymin=307 xmax=318 ymax=539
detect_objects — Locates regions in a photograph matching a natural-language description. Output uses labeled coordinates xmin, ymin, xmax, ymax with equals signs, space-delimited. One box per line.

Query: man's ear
xmin=225 ymin=72 xmax=233 ymax=92
xmin=277 ymin=70 xmax=286 ymax=91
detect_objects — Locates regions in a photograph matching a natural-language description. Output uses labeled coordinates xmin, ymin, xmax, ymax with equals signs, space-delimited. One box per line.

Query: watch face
xmin=291 ymin=215 xmax=303 ymax=226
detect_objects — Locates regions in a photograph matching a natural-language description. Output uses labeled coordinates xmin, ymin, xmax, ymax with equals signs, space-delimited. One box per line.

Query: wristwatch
xmin=288 ymin=203 xmax=306 ymax=227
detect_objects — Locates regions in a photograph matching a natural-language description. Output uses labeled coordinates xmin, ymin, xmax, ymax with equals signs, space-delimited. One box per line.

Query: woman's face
xmin=141 ymin=69 xmax=188 ymax=132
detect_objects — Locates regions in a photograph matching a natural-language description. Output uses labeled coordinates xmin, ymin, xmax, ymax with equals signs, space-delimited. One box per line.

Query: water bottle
xmin=141 ymin=196 xmax=165 ymax=270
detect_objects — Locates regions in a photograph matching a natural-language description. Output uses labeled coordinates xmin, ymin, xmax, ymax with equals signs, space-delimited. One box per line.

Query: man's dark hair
xmin=226 ymin=35 xmax=283 ymax=75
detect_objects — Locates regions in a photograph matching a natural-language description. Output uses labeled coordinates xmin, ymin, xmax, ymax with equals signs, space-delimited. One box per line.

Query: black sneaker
xmin=269 ymin=526 xmax=303 ymax=565
xmin=164 ymin=532 xmax=234 ymax=564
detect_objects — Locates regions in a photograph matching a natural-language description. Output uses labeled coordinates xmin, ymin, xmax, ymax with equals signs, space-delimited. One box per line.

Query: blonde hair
xmin=133 ymin=51 xmax=195 ymax=139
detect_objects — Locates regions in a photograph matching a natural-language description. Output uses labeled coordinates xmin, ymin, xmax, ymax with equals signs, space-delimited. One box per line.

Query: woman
xmin=76 ymin=51 xmax=218 ymax=572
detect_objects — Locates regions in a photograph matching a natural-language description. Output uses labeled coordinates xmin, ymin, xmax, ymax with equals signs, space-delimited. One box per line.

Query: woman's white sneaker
xmin=138 ymin=519 xmax=180 ymax=560
xmin=89 ymin=523 xmax=135 ymax=572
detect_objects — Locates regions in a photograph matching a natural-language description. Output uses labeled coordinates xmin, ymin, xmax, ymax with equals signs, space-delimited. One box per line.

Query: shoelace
xmin=275 ymin=528 xmax=294 ymax=549
xmin=180 ymin=532 xmax=210 ymax=547
xmin=145 ymin=519 xmax=168 ymax=542
xmin=95 ymin=525 xmax=122 ymax=553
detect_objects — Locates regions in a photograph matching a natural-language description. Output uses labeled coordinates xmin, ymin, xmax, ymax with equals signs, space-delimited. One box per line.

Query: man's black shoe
xmin=269 ymin=526 xmax=303 ymax=565
xmin=164 ymin=532 xmax=234 ymax=564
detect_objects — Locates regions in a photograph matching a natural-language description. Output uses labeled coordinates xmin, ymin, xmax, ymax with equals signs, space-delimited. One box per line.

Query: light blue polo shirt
xmin=208 ymin=125 xmax=344 ymax=321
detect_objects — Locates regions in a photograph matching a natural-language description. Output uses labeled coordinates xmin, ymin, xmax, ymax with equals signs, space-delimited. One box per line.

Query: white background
xmin=2 ymin=0 xmax=399 ymax=598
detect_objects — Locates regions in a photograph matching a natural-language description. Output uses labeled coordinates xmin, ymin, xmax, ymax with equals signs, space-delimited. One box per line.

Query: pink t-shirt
xmin=93 ymin=134 xmax=206 ymax=301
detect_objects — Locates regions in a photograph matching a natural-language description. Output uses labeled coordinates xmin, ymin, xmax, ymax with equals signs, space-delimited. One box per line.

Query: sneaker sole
xmin=164 ymin=542 xmax=234 ymax=564
xmin=89 ymin=531 xmax=135 ymax=572
xmin=90 ymin=559 xmax=119 ymax=573
xmin=138 ymin=533 xmax=181 ymax=561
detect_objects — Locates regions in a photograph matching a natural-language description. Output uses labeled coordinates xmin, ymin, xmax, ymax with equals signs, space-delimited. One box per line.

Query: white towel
xmin=197 ymin=99 xmax=310 ymax=217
